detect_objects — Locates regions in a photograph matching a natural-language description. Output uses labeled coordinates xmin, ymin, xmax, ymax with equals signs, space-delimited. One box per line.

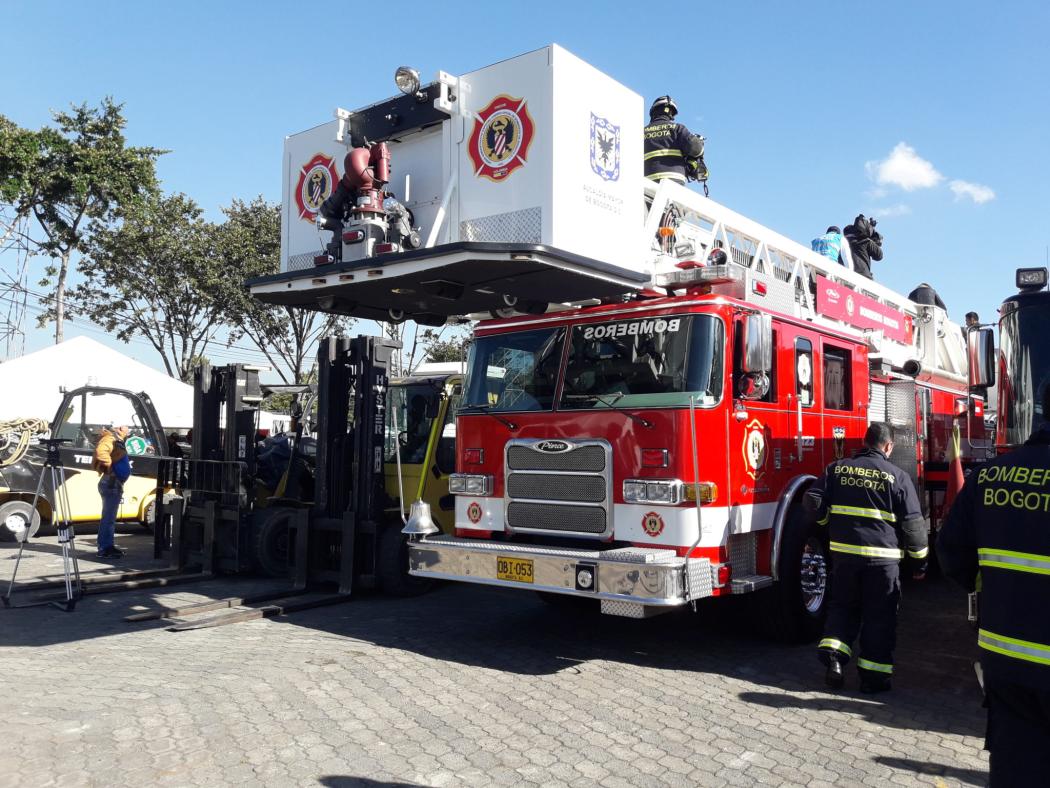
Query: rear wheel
xmin=758 ymin=503 xmax=830 ymax=642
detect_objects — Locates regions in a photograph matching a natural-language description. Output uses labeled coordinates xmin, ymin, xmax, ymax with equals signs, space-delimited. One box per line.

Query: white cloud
xmin=866 ymin=142 xmax=944 ymax=191
xmin=872 ymin=203 xmax=912 ymax=218
xmin=949 ymin=179 xmax=996 ymax=204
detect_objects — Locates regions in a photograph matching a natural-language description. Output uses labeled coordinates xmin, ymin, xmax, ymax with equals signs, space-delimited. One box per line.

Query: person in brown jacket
xmin=92 ymin=425 xmax=130 ymax=558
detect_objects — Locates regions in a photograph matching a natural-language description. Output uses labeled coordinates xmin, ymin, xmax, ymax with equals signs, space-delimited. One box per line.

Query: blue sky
xmin=2 ymin=0 xmax=1048 ymax=371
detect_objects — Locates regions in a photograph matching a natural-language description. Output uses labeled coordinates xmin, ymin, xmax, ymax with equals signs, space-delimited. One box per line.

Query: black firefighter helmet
xmin=649 ymin=95 xmax=678 ymax=119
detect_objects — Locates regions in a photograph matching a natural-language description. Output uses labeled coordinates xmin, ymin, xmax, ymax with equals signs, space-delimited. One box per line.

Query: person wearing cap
xmin=91 ymin=424 xmax=131 ymax=558
xmin=643 ymin=96 xmax=706 ymax=187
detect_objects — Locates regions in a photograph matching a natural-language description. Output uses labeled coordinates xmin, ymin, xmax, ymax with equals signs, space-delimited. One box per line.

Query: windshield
xmin=561 ymin=314 xmax=724 ymax=409
xmin=999 ymin=301 xmax=1050 ymax=445
xmin=385 ymin=383 xmax=441 ymax=463
xmin=462 ymin=327 xmax=566 ymax=412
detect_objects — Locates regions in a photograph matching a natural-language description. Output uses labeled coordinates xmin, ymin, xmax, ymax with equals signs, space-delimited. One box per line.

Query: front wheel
xmin=0 ymin=500 xmax=41 ymax=543
xmin=757 ymin=504 xmax=830 ymax=642
xmin=253 ymin=507 xmax=294 ymax=578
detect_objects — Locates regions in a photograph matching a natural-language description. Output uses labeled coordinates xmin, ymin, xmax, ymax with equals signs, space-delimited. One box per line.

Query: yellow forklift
xmin=0 ymin=386 xmax=169 ymax=541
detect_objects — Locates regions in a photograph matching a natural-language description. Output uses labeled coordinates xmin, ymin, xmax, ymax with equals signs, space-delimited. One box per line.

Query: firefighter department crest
xmin=589 ymin=113 xmax=620 ymax=182
xmin=295 ymin=153 xmax=338 ymax=223
xmin=468 ymin=95 xmax=535 ymax=182
xmin=833 ymin=426 xmax=847 ymax=459
xmin=742 ymin=418 xmax=768 ymax=480
xmin=641 ymin=511 xmax=665 ymax=537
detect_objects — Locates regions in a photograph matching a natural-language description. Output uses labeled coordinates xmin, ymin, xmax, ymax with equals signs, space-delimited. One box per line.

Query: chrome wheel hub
xmin=800 ymin=542 xmax=828 ymax=614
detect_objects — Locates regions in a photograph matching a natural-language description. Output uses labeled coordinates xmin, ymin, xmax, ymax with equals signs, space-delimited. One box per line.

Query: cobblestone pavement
xmin=1 ymin=533 xmax=988 ymax=787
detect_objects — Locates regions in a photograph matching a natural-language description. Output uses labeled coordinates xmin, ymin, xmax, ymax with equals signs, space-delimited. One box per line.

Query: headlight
xmin=394 ymin=66 xmax=421 ymax=96
xmin=449 ymin=474 xmax=492 ymax=496
xmin=623 ymin=479 xmax=684 ymax=505
xmin=645 ymin=482 xmax=675 ymax=503
xmin=623 ymin=481 xmax=647 ymax=501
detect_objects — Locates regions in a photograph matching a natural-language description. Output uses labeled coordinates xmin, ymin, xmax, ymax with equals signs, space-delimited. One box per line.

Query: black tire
xmin=253 ymin=507 xmax=294 ymax=578
xmin=520 ymin=300 xmax=549 ymax=315
xmin=757 ymin=502 xmax=830 ymax=643
xmin=0 ymin=500 xmax=41 ymax=543
xmin=140 ymin=500 xmax=156 ymax=532
xmin=376 ymin=524 xmax=432 ymax=597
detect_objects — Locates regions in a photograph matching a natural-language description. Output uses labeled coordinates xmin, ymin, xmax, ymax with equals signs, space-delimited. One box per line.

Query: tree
xmin=218 ymin=197 xmax=350 ymax=384
xmin=422 ymin=327 xmax=471 ymax=364
xmin=65 ymin=192 xmax=229 ymax=382
xmin=0 ymin=99 xmax=163 ymax=342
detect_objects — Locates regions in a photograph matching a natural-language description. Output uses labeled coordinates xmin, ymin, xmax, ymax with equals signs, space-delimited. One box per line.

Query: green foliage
xmin=422 ymin=328 xmax=471 ymax=364
xmin=216 ymin=196 xmax=350 ymax=384
xmin=65 ymin=192 xmax=229 ymax=382
xmin=0 ymin=99 xmax=164 ymax=341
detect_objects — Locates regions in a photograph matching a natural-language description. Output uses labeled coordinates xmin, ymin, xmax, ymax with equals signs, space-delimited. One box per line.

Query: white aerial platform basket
xmin=255 ymin=45 xmax=649 ymax=322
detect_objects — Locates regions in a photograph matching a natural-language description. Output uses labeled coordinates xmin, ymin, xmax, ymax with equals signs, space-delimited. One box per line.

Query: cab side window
xmin=823 ymin=346 xmax=852 ymax=411
xmin=795 ymin=338 xmax=814 ymax=407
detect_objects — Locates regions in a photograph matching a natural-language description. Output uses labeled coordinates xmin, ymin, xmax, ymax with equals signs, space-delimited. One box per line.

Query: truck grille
xmin=506 ymin=474 xmax=605 ymax=503
xmin=507 ymin=444 xmax=606 ymax=472
xmin=506 ymin=502 xmax=607 ymax=534
xmin=504 ymin=439 xmax=612 ymax=538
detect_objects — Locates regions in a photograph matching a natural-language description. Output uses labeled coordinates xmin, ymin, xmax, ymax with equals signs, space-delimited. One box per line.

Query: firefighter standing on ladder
xmin=643 ymin=96 xmax=708 ymax=193
xmin=807 ymin=422 xmax=928 ymax=693
xmin=938 ymin=386 xmax=1050 ymax=785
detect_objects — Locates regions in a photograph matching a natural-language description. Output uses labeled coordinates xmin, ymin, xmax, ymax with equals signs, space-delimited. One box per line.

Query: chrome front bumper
xmin=408 ymin=536 xmax=715 ymax=610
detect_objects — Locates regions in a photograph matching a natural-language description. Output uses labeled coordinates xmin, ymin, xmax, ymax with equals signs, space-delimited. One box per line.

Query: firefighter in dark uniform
xmin=643 ymin=96 xmax=707 ymax=187
xmin=807 ymin=422 xmax=928 ymax=692
xmin=938 ymin=385 xmax=1050 ymax=785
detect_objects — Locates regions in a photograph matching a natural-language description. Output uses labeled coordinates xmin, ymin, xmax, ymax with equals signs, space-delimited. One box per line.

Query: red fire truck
xmin=248 ymin=46 xmax=982 ymax=638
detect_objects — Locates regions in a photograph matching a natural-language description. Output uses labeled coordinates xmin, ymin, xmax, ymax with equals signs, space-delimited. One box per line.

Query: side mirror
xmin=741 ymin=313 xmax=773 ymax=376
xmin=967 ymin=327 xmax=996 ymax=389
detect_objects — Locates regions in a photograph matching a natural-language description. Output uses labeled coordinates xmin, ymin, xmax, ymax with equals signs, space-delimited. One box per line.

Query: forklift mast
xmin=191 ymin=362 xmax=265 ymax=475
xmin=304 ymin=335 xmax=400 ymax=592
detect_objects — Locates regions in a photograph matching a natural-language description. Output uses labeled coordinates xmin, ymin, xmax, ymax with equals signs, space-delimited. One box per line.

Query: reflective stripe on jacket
xmin=939 ymin=425 xmax=1050 ymax=689
xmin=644 ymin=115 xmax=703 ymax=182
xmin=810 ymin=447 xmax=927 ymax=564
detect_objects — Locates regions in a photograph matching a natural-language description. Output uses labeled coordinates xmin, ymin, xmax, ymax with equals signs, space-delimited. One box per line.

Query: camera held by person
xmin=844 ymin=214 xmax=884 ymax=280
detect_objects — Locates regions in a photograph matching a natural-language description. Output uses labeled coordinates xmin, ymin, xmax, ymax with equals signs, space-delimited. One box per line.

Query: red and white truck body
xmin=249 ymin=45 xmax=985 ymax=629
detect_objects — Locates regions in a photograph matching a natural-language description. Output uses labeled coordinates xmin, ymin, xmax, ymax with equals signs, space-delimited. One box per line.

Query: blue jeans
xmin=97 ymin=478 xmax=122 ymax=553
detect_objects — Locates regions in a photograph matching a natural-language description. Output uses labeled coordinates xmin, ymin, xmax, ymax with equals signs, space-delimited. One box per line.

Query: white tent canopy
xmin=0 ymin=336 xmax=284 ymax=432
xmin=0 ymin=336 xmax=195 ymax=427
